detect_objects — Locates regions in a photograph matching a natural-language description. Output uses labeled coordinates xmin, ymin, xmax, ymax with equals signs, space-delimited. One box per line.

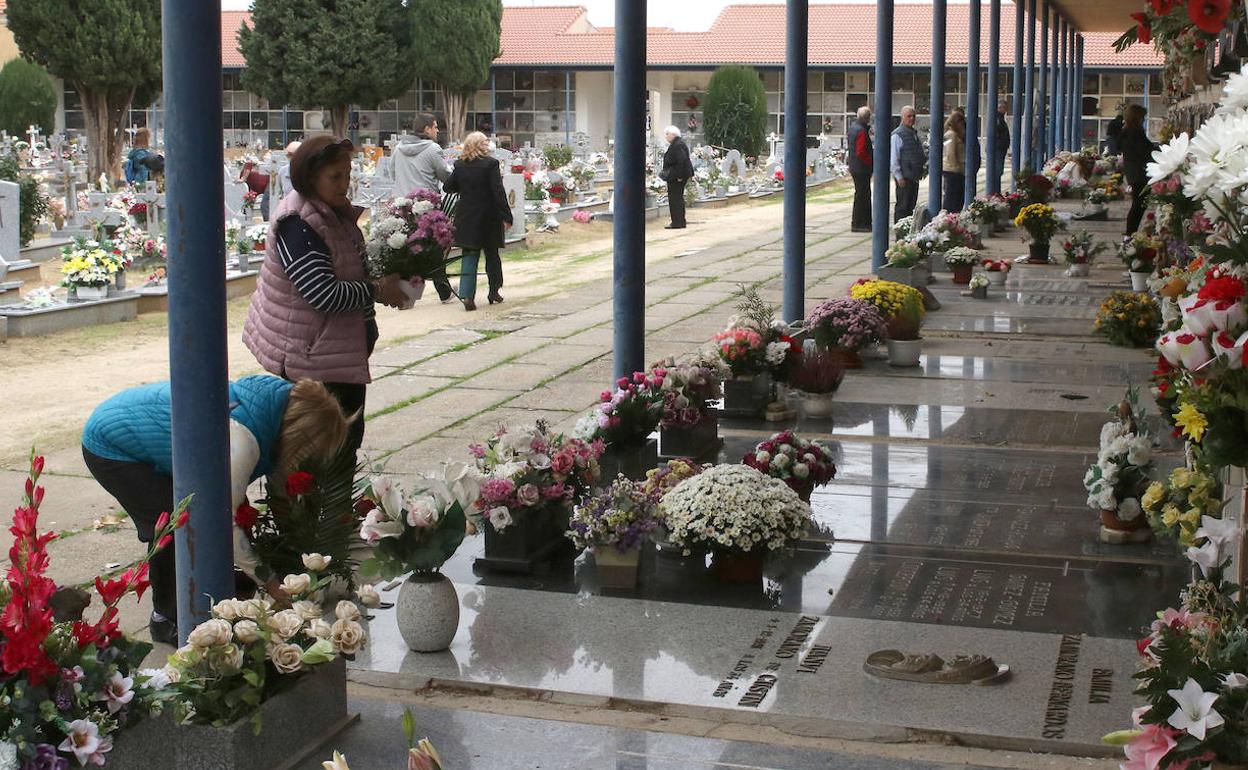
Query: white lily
xmin=1187 ymin=539 xmax=1230 ymax=578
xmin=1222 ymin=672 xmax=1248 ymax=690
xmin=1195 ymin=515 xmax=1237 ymax=546
xmin=1167 ymin=678 xmax=1224 ymax=740
xmin=322 ymin=750 xmax=352 ymax=770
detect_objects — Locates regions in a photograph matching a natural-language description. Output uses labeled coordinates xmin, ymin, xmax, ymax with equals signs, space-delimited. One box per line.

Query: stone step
xmin=0 ymin=280 xmax=23 ymax=306
xmin=19 ymin=236 xmax=74 ymax=263
xmin=1 ymin=261 xmax=41 ymax=284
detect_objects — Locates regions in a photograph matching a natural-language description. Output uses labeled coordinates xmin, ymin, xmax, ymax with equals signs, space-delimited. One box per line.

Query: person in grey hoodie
xmin=393 ymin=113 xmax=455 ymax=301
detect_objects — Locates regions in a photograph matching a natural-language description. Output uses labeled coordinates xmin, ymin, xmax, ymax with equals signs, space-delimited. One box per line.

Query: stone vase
xmin=722 ymin=373 xmax=773 ymax=418
xmin=395 ymin=572 xmax=460 ymax=652
xmin=115 ymin=271 xmax=127 ymax=291
xmin=799 ymin=390 xmax=836 ymax=418
xmin=1066 ymin=262 xmax=1091 ymax=277
xmin=594 ymin=546 xmax=641 ymax=589
xmin=76 ymin=284 xmax=108 ymax=301
xmin=1028 ymin=240 xmax=1050 ymax=263
xmin=987 ymin=270 xmax=1007 ymax=285
xmin=598 ymin=439 xmax=659 ymax=482
xmin=971 ymin=284 xmax=989 ymax=299
xmin=709 ymin=550 xmax=765 ymax=584
xmin=886 ymin=338 xmax=923 ymax=367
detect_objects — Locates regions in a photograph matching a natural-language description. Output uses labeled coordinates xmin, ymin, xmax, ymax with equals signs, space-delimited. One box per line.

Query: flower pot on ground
xmin=575 ymin=368 xmax=664 ymax=480
xmin=1015 ymin=203 xmax=1061 ymax=263
xmin=982 ymin=259 xmax=1011 ymax=284
xmin=804 ymin=297 xmax=887 ymax=364
xmin=652 ymin=355 xmax=726 ymax=458
xmin=594 ymin=546 xmax=642 ymax=589
xmin=968 ymin=273 xmax=990 ymax=299
xmin=722 ymin=372 xmax=774 ymax=418
xmin=569 ymin=477 xmax=661 ymax=590
xmin=887 ymin=338 xmax=923 ymax=367
xmin=849 ymin=279 xmax=925 ymax=368
xmin=1028 ymin=240 xmax=1051 ymax=263
xmin=1067 ymin=263 xmax=1091 ymax=277
xmin=713 ymin=287 xmax=798 ymax=418
xmin=1130 ymin=271 xmax=1151 ymax=291
xmin=1095 ymin=291 xmax=1160 ymax=348
xmin=395 ymin=573 xmax=460 ymax=652
xmin=1084 ymin=389 xmax=1155 ymax=545
xmin=742 ymin=430 xmax=836 ymax=503
xmin=945 ymin=246 xmax=980 ymax=285
xmin=951 ymin=264 xmax=973 ymax=284
xmin=786 ymin=347 xmax=845 ymax=418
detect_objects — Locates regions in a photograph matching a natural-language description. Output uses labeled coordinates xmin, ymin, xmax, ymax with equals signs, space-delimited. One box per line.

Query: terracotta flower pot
xmin=951 ymin=264 xmax=973 ymax=284
xmin=1099 ymin=509 xmax=1146 ymax=532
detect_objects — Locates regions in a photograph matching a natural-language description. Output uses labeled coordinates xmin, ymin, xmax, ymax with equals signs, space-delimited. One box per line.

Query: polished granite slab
xmin=923 ymin=313 xmax=1097 ymax=336
xmin=928 ymin=290 xmax=1104 ymax=317
xmin=351 ymin=582 xmax=1139 ymax=755
xmin=853 ymin=355 xmax=1152 ymax=387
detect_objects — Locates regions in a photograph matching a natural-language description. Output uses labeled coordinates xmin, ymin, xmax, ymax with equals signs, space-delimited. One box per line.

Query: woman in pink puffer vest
xmin=243 ymin=136 xmax=407 ymax=452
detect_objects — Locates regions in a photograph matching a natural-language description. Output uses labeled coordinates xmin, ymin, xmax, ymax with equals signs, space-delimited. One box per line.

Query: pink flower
xmin=468 ymin=443 xmax=486 ymax=459
xmin=542 ymin=483 xmax=567 ymax=500
xmin=516 ymin=483 xmax=541 ymax=507
xmin=1121 ymin=723 xmax=1178 ymax=770
xmin=550 ymin=451 xmax=574 ymax=476
xmin=480 ymin=478 xmax=515 ymax=503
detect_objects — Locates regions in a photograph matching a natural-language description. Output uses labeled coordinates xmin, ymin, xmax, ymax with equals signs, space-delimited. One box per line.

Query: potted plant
xmin=982 ymin=257 xmax=1011 ymax=284
xmin=968 ymin=272 xmax=990 ymax=299
xmin=878 ymin=240 xmax=929 ymax=287
xmin=470 ymin=421 xmax=603 ymax=574
xmin=365 ymin=189 xmax=457 ymax=309
xmin=1079 ymin=186 xmax=1111 ymax=220
xmin=804 ymin=297 xmax=887 ymax=368
xmin=357 ymin=463 xmax=480 ymax=652
xmin=1014 ymin=203 xmax=1062 ymax=263
xmin=1095 ymin=291 xmax=1161 ymax=348
xmin=715 ymin=288 xmax=792 ymax=417
xmin=943 ymin=246 xmax=980 ymax=284
xmin=655 ymin=356 xmax=726 ymax=459
xmin=986 ymin=194 xmax=1012 ymax=232
xmin=964 ymin=197 xmax=996 ymax=241
xmin=742 ymin=431 xmax=836 ymax=503
xmin=60 ymin=237 xmax=123 ymax=301
xmin=659 ymin=464 xmax=812 ymax=584
xmin=567 ymin=477 xmax=662 ymax=590
xmin=1118 ymin=232 xmax=1160 ymax=291
xmin=1084 ymin=390 xmax=1155 ymax=543
xmin=787 ymin=346 xmax=845 ymax=418
xmin=850 ymin=279 xmax=925 ymax=367
xmin=1062 ymin=230 xmax=1107 ymax=277
xmin=577 ymin=371 xmax=663 ymax=482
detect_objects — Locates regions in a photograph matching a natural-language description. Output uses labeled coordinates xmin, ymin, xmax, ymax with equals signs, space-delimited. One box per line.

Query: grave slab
xmin=0 ymin=294 xmax=138 ymax=337
xmin=851 ymin=355 xmax=1152 ymax=388
xmin=924 ymin=313 xmax=1097 ymax=337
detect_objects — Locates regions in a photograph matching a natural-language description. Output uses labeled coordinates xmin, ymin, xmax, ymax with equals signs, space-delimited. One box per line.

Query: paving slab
xmin=364 ymin=374 xmax=457 ymax=415
xmin=456 ymin=362 xmax=554 ymax=392
xmin=361 ymin=387 xmax=519 ymax=453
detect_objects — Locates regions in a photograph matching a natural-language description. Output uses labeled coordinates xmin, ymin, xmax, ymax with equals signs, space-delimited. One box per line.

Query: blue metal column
xmin=1037 ymin=0 xmax=1049 ymax=168
xmin=928 ymin=0 xmax=946 ymax=216
xmin=612 ymin=0 xmax=645 ymax=382
xmin=1047 ymin=11 xmax=1058 ymax=157
xmin=871 ymin=0 xmax=894 ymax=270
xmin=783 ymin=0 xmax=808 ymax=322
xmin=162 ymin=0 xmax=232 ymax=641
xmin=1076 ymin=35 xmax=1085 ymax=148
xmin=1023 ymin=0 xmax=1036 ymax=172
xmin=490 ymin=73 xmax=497 ymax=135
xmin=1055 ymin=18 xmax=1065 ymax=152
xmin=1069 ymin=29 xmax=1079 ymax=148
xmin=985 ymin=0 xmax=1001 ymax=195
xmin=281 ymin=106 xmax=289 ymax=147
xmin=964 ymin=0 xmax=981 ymax=206
xmin=1011 ymin=0 xmax=1024 ymax=187
xmin=564 ymin=71 xmax=572 ymax=145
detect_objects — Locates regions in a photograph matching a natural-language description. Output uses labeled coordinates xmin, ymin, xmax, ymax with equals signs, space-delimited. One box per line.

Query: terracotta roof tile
xmin=223 ymin=11 xmax=249 ymax=68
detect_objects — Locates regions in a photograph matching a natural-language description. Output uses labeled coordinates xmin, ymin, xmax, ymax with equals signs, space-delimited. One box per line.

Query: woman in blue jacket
xmin=81 ymin=375 xmax=351 ymax=644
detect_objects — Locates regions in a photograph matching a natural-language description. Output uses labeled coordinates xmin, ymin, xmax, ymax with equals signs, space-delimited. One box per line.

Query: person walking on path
xmin=1105 ymin=108 xmax=1124 ymax=156
xmin=444 ymin=131 xmax=513 ymax=311
xmin=394 ymin=113 xmax=456 ymax=303
xmin=1118 ymin=104 xmax=1158 ymax=235
xmin=243 ymin=136 xmax=407 ymax=454
xmin=942 ymin=112 xmax=967 ymax=214
xmin=847 ymin=106 xmax=873 ymax=233
xmin=660 ymin=126 xmax=694 ymax=230
xmin=993 ymin=101 xmax=1011 ymax=190
xmin=81 ymin=376 xmax=351 ymax=645
xmin=890 ymin=106 xmax=925 ymax=223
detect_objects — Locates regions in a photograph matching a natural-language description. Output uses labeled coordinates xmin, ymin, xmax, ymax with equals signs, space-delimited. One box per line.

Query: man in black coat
xmin=660 ymin=126 xmax=694 ymax=229
xmin=993 ymin=101 xmax=1011 ymax=190
xmin=846 ymin=106 xmax=873 ymax=232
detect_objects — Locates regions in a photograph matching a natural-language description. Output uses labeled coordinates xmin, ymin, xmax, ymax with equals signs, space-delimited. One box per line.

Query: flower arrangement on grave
xmin=240 ymin=190 xmax=259 ymax=218
xmin=653 ymin=356 xmax=726 ymax=429
xmin=640 ymin=459 xmax=704 ymax=501
xmin=1014 ymin=203 xmax=1061 ymax=244
xmin=60 ymin=238 xmax=124 ymax=289
xmin=567 ymin=477 xmax=662 ymax=554
xmin=963 ymin=197 xmax=998 ymax=227
xmin=1142 ymin=464 xmax=1224 ymax=547
xmin=469 ymin=420 xmax=603 ymax=533
xmin=884 ymin=240 xmax=924 ymax=269
xmin=1062 ymin=230 xmax=1108 ymax=265
xmin=237 ymin=224 xmax=267 ymax=253
xmin=146 ymin=559 xmax=374 ymax=729
xmin=715 ymin=288 xmax=796 ymax=379
xmin=1084 ymin=186 xmax=1111 ymax=207
xmin=1084 ymin=389 xmax=1155 ymax=530
xmin=323 ymin=709 xmax=443 ymax=770
xmin=1015 ymin=171 xmax=1054 ymax=205
xmin=1118 ymin=231 xmax=1163 ymax=275
xmin=572 ymin=209 xmax=593 ymax=224
xmin=1096 ymin=291 xmax=1162 ymax=348
xmin=559 ymin=162 xmax=596 ymax=192
xmin=0 ymin=453 xmax=187 ymax=769
xmin=523 ymin=170 xmax=551 ymax=202
xmin=805 ymin=297 xmax=887 ymax=356
xmin=943 ymin=246 xmax=980 ymax=267
xmin=787 ymin=347 xmax=845 ymax=396
xmin=850 ymin=279 xmax=925 ymax=342
xmin=365 ymin=190 xmax=456 ymax=290
xmin=968 ymin=273 xmax=990 ymax=292
xmin=924 ymin=210 xmax=976 ymax=249
xmin=892 ymin=216 xmax=915 ymax=241
xmin=574 ymin=370 xmax=664 ymax=449
xmin=356 ymin=464 xmax=481 ymax=579
xmin=659 ymin=464 xmax=812 ymax=557
xmin=644 ymin=175 xmax=667 ymax=195
xmin=742 ymin=431 xmax=836 ymax=502
xmin=981 ymin=257 xmax=1011 ymax=274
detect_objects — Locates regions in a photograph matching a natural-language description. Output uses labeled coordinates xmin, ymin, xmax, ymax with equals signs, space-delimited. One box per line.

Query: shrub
xmin=542 ymin=144 xmax=573 ymax=169
xmin=0 ymin=155 xmax=48 ymax=247
xmin=702 ymin=65 xmax=767 ymax=157
xmin=0 ymin=58 xmax=57 ymax=137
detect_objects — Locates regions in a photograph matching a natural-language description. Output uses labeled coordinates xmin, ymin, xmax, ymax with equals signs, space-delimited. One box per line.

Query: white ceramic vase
xmin=1130 ymin=271 xmax=1150 ymax=292
xmin=1066 ymin=263 xmax=1090 ymax=277
xmin=987 ymin=270 xmax=1007 ymax=285
xmin=886 ymin=338 xmax=923 ymax=367
xmin=395 ymin=573 xmax=460 ymax=652
xmin=397 ymin=277 xmax=425 ymax=310
xmin=800 ymin=391 xmax=836 ymax=418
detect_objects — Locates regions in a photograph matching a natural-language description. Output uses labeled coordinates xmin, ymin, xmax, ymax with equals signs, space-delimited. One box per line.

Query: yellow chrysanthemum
xmin=1174 ymin=403 xmax=1208 ymax=443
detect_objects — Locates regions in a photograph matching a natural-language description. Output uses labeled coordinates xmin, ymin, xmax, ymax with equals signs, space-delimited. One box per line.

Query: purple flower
xmin=24 ymin=745 xmax=70 ymax=770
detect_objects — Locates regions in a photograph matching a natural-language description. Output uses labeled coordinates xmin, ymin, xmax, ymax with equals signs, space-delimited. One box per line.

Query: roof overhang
xmin=1045 ymin=0 xmax=1139 ymax=33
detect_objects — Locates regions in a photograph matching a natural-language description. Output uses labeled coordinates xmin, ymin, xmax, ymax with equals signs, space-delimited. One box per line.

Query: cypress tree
xmin=409 ymin=0 xmax=502 ymax=141
xmin=0 ymin=59 xmax=57 ymax=138
xmin=702 ymin=65 xmax=768 ymax=157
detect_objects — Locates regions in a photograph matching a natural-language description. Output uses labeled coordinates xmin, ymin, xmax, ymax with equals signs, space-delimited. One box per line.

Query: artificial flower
xmin=1166 ymin=678 xmax=1224 ymax=740
xmin=269 ymin=642 xmax=304 ymax=674
xmin=302 ymin=553 xmax=333 ymax=571
xmin=187 ymin=618 xmax=232 ymax=649
xmin=357 ymin=584 xmax=381 ymax=608
xmin=1174 ymin=403 xmax=1208 ymax=442
xmin=1188 ymin=0 xmax=1231 ymax=34
xmin=1222 ymin=672 xmax=1248 ymax=689
xmin=323 ymin=751 xmax=352 ymax=770
xmin=280 ymin=572 xmax=313 ymax=596
xmin=95 ymin=670 xmax=134 ymax=714
xmin=330 ymin=619 xmax=367 ymax=655
xmin=1147 ymin=133 xmax=1190 ymax=184
xmin=1187 ymin=539 xmax=1229 ymax=577
xmin=285 ymin=471 xmax=316 ymax=497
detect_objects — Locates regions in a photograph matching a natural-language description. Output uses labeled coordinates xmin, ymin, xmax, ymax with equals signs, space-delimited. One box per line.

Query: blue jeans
xmin=458 ymin=247 xmax=503 ymax=302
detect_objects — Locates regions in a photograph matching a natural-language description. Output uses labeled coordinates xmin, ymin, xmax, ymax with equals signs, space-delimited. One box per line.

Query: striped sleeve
xmin=275 ymin=217 xmax=374 ymax=314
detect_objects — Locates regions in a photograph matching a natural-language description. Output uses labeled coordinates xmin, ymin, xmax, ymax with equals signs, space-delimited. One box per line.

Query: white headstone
xmin=0 ymin=180 xmax=19 ymax=261
xmin=502 ymin=173 xmax=525 ymax=241
xmin=720 ymin=150 xmax=746 ymax=179
xmin=224 ymin=180 xmax=248 ymax=218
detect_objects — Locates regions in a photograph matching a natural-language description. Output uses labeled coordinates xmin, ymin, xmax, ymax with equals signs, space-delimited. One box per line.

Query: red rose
xmin=285 ymin=471 xmax=315 ymax=497
xmin=1149 ymin=0 xmax=1178 ymax=13
xmin=1197 ymin=274 xmax=1245 ymax=303
xmin=1188 ymin=0 xmax=1230 ymax=34
xmin=234 ymin=502 xmax=259 ymax=530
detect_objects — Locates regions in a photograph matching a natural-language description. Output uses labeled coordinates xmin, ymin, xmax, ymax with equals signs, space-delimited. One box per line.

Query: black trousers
xmin=894 ymin=178 xmax=919 ymax=223
xmin=943 ymin=172 xmax=966 ymax=213
xmin=1126 ymin=182 xmax=1148 ymax=235
xmin=82 ymin=447 xmax=177 ymax=620
xmin=667 ymin=179 xmax=687 ymax=227
xmin=433 ymin=278 xmax=455 ymax=302
xmin=851 ymin=172 xmax=872 ymax=230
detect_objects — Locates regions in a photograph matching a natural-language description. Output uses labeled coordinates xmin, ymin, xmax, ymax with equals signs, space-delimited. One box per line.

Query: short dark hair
xmin=414 ymin=112 xmax=437 ymax=134
xmin=290 ymin=136 xmax=354 ymax=197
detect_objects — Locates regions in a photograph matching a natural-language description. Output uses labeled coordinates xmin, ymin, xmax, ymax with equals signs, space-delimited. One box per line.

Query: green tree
xmin=0 ymin=59 xmax=57 ymax=139
xmin=239 ymin=0 xmax=415 ymax=139
xmin=409 ymin=0 xmax=502 ymax=142
xmin=6 ymin=0 xmax=161 ymax=183
xmin=0 ymin=156 xmax=50 ymax=248
xmin=702 ymin=65 xmax=768 ymax=157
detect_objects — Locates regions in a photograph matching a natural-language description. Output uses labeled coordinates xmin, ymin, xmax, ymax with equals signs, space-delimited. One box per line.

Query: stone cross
xmin=0 ymin=180 xmax=19 ymax=261
xmin=62 ymin=160 xmax=79 ymax=215
xmin=142 ymin=181 xmax=163 ymax=233
xmin=27 ymin=125 xmax=40 ymax=148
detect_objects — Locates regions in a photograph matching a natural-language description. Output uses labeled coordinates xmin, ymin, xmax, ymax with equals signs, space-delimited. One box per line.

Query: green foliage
xmin=0 ymin=155 xmax=49 ymax=247
xmin=360 ymin=502 xmax=467 ymax=581
xmin=409 ymin=0 xmax=502 ymax=93
xmin=542 ymin=144 xmax=572 ymax=169
xmin=702 ymin=66 xmax=768 ymax=157
xmin=239 ymin=0 xmax=416 ymax=137
xmin=0 ymin=59 xmax=56 ymax=138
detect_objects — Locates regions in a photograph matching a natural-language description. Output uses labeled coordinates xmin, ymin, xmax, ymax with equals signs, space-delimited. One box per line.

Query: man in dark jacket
xmin=993 ymin=101 xmax=1011 ymax=191
xmin=847 ymin=107 xmax=873 ymax=232
xmin=660 ymin=126 xmax=694 ymax=229
xmin=889 ymin=106 xmax=926 ymax=223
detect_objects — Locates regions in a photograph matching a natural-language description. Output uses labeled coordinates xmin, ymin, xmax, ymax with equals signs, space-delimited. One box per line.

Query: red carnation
xmin=1197 ymin=274 xmax=1245 ymax=303
xmin=1188 ymin=0 xmax=1231 ymax=34
xmin=234 ymin=502 xmax=259 ymax=530
xmin=285 ymin=471 xmax=315 ymax=497
xmin=1131 ymin=12 xmax=1153 ymax=44
xmin=354 ymin=497 xmax=377 ymax=516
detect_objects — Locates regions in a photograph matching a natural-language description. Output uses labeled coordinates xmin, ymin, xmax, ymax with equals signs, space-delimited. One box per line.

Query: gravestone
xmin=502 ymin=174 xmax=525 ymax=240
xmin=141 ymin=182 xmax=164 ymax=234
xmin=720 ymin=150 xmax=746 ymax=179
xmin=0 ymin=180 xmax=19 ymax=261
xmin=224 ymin=180 xmax=248 ymax=219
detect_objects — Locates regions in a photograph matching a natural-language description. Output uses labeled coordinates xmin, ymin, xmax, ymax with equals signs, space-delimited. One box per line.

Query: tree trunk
xmin=329 ymin=104 xmax=350 ymax=139
xmin=441 ymin=89 xmax=472 ymax=144
xmin=77 ymin=84 xmax=135 ymax=187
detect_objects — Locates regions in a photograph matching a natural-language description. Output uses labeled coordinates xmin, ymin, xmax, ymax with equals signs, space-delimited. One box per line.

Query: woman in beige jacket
xmin=942 ymin=111 xmax=967 ymax=213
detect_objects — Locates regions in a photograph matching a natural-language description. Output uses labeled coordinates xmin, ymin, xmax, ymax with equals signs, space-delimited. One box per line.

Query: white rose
xmin=280 ymin=573 xmax=313 ymax=596
xmin=161 ymin=665 xmax=182 ymax=684
xmin=302 ymin=553 xmax=333 ymax=572
xmin=268 ymin=609 xmax=305 ymax=640
xmin=334 ymin=600 xmax=362 ymax=622
xmin=331 ymin=619 xmax=368 ymax=655
xmin=187 ymin=618 xmax=232 ymax=649
xmin=292 ymin=600 xmax=323 ymax=621
xmin=269 ymin=642 xmax=304 ymax=674
xmin=357 ymin=584 xmax=381 ymax=608
xmin=755 ymin=450 xmax=771 ymax=464
xmin=232 ymin=619 xmax=262 ymax=644
xmin=212 ymin=599 xmax=244 ymax=621
xmin=1118 ymin=497 xmax=1143 ymax=522
xmin=386 ymin=232 xmax=407 ymax=250
xmin=238 ymin=598 xmax=273 ymax=621
xmin=309 ymin=618 xmax=333 ymax=639
xmin=208 ymin=643 xmax=245 ymax=673
xmin=792 ymin=463 xmax=810 ymax=479
xmin=529 ymin=453 xmax=552 ymax=470
xmin=488 ymin=506 xmax=514 ymax=531
xmin=406 ymin=495 xmax=440 ymax=528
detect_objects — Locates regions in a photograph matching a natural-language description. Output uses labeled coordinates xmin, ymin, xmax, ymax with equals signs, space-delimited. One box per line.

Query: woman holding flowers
xmin=443 ymin=131 xmax=513 ymax=311
xmin=81 ymin=376 xmax=351 ymax=644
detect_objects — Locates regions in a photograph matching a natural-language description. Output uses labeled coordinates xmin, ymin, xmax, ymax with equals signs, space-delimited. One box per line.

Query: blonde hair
xmin=461 ymin=132 xmax=491 ymax=162
xmin=134 ymin=128 xmax=151 ymax=149
xmin=276 ymin=379 xmax=353 ymax=472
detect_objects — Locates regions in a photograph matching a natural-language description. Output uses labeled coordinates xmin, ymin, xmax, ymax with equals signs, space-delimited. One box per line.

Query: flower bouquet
xmin=0 ymin=454 xmax=186 ymax=769
xmin=1096 ymin=291 xmax=1161 ymax=348
xmin=470 ymin=420 xmax=603 ymax=572
xmin=805 ymin=297 xmax=887 ymax=367
xmin=742 ymin=431 xmax=836 ymax=502
xmin=365 ymin=190 xmax=456 ymax=309
xmin=567 ymin=477 xmax=662 ymax=588
xmin=1084 ymin=389 xmax=1155 ymax=539
xmin=241 ymin=190 xmax=259 ymax=219
xmin=1014 ymin=203 xmax=1062 ymax=262
xmin=655 ymin=355 xmax=726 ymax=459
xmin=943 ymin=246 xmax=980 ymax=284
xmin=925 ymin=210 xmax=977 ymax=250
xmin=1015 ymin=171 xmax=1053 ymax=205
xmin=968 ymin=272 xmax=990 ymax=298
xmin=787 ymin=347 xmax=845 ymax=417
xmin=884 ymin=240 xmax=924 ymax=269
xmin=1142 ymin=464 xmax=1224 ymax=548
xmin=1118 ymin=232 xmax=1162 ymax=289
xmin=963 ymin=197 xmax=998 ymax=229
xmin=850 ymin=279 xmax=925 ymax=366
xmin=357 ymin=464 xmax=480 ymax=651
xmin=716 ymin=288 xmax=794 ymax=415
xmin=981 ymin=257 xmax=1011 ymax=285
xmin=60 ymin=238 xmax=124 ymax=300
xmin=1062 ymin=230 xmax=1107 ymax=276
xmin=659 ymin=464 xmax=812 ymax=582
xmin=575 ymin=371 xmax=663 ymax=480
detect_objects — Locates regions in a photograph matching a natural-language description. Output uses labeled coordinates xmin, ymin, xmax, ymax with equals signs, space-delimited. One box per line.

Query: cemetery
xmin=5 ymin=0 xmax=1248 ymax=768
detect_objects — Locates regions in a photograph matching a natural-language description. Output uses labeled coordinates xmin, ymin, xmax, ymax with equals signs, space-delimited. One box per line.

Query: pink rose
xmin=516 ymin=483 xmax=541 ymax=507
xmin=542 ymin=483 xmax=566 ymax=500
xmin=550 ymin=451 xmax=574 ymax=475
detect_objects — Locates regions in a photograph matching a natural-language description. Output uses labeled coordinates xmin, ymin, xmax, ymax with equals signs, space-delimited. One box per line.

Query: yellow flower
xmin=1161 ymin=504 xmax=1182 ymax=527
xmin=1174 ymin=403 xmax=1208 ymax=443
xmin=1181 ymin=507 xmax=1202 ymax=526
xmin=1142 ymin=482 xmax=1165 ymax=513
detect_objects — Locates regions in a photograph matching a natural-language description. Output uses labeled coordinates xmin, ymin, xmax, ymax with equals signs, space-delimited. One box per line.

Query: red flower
xmin=1150 ymin=0 xmax=1179 ymax=13
xmin=1197 ymin=274 xmax=1245 ymax=303
xmin=95 ymin=575 xmax=129 ymax=606
xmin=285 ymin=471 xmax=315 ymax=497
xmin=1136 ymin=636 xmax=1154 ymax=656
xmin=234 ymin=502 xmax=259 ymax=530
xmin=354 ymin=497 xmax=376 ymax=516
xmin=1131 ymin=12 xmax=1153 ymax=44
xmin=1188 ymin=0 xmax=1231 ymax=34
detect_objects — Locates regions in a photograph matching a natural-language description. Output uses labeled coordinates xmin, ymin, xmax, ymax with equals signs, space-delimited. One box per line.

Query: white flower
xmin=755 ymin=450 xmax=771 ymax=465
xmin=94 ymin=670 xmax=134 ymax=714
xmin=334 ymin=600 xmax=361 ymax=622
xmin=1187 ymin=539 xmax=1230 ymax=578
xmin=386 ymin=232 xmax=407 ymax=250
xmin=1117 ymin=497 xmax=1142 ymax=522
xmin=269 ymin=609 xmax=305 ymax=640
xmin=323 ymin=750 xmax=352 ymax=770
xmin=765 ymin=341 xmax=790 ymax=366
xmin=488 ymin=506 xmax=514 ymax=531
xmin=360 ymin=508 xmax=403 ymax=544
xmin=309 ymin=618 xmax=333 ymax=639
xmin=238 ymin=597 xmax=273 ymax=621
xmin=406 ymin=495 xmax=440 ymax=528
xmin=1196 ymin=515 xmax=1237 ymax=546
xmin=138 ymin=667 xmax=171 ymax=691
xmin=373 ymin=476 xmax=405 ymax=519
xmin=292 ymin=600 xmax=323 ymax=621
xmin=392 ymin=197 xmax=411 ymax=209
xmin=792 ymin=463 xmax=810 ymax=479
xmin=411 ymin=200 xmax=434 ymax=215
xmin=1096 ymin=460 xmax=1119 ymax=486
xmin=357 ymin=584 xmax=381 ymax=608
xmin=269 ymin=642 xmax=304 ymax=674
xmin=208 ymin=642 xmax=245 ymax=673
xmin=1167 ymin=678 xmax=1224 ymax=740
xmin=1222 ymin=672 xmax=1248 ymax=690
xmin=330 ymin=618 xmax=368 ymax=655
xmin=187 ymin=618 xmax=232 ymax=649
xmin=233 ymin=619 xmax=262 ymax=643
xmin=1147 ymin=133 xmax=1190 ymax=184
xmin=0 ymin=741 xmax=17 ymax=770
xmin=529 ymin=453 xmax=552 ymax=470
xmin=280 ymin=573 xmax=313 ymax=596
xmin=302 ymin=553 xmax=333 ymax=572
xmin=441 ymin=462 xmax=481 ymax=511
xmin=1218 ymin=67 xmax=1248 ymax=114
xmin=59 ymin=719 xmax=106 ymax=766
xmin=212 ymin=598 xmax=245 ymax=621
xmin=1126 ymin=438 xmax=1152 ymax=468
